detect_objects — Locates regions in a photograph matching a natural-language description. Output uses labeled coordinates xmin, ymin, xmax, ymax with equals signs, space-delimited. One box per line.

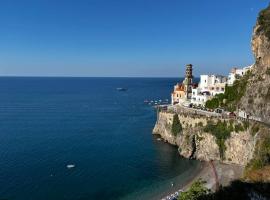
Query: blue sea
xmin=0 ymin=77 xmax=199 ymax=200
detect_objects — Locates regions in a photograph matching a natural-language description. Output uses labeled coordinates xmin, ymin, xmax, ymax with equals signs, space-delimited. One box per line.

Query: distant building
xmin=171 ymin=64 xmax=197 ymax=105
xmin=227 ymin=65 xmax=253 ymax=86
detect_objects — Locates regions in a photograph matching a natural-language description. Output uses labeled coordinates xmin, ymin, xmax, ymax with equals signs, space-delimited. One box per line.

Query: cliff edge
xmin=239 ymin=5 xmax=270 ymax=124
xmin=153 ymin=111 xmax=258 ymax=166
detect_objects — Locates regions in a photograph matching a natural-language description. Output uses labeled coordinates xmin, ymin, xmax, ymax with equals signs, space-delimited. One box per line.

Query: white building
xmin=191 ymin=88 xmax=211 ymax=107
xmin=191 ymin=74 xmax=227 ymax=107
xmin=238 ymin=109 xmax=249 ymax=119
xmin=227 ymin=65 xmax=254 ymax=86
xmin=198 ymin=75 xmax=227 ymax=96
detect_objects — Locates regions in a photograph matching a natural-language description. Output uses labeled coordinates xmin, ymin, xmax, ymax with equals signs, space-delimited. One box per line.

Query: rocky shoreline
xmin=153 ymin=108 xmax=257 ymax=166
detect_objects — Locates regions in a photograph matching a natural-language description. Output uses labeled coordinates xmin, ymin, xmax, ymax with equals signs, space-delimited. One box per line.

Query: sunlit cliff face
xmin=252 ymin=5 xmax=270 ymax=68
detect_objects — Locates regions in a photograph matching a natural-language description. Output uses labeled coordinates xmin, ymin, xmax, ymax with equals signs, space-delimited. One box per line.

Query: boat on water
xmin=116 ymin=87 xmax=128 ymax=91
xmin=66 ymin=164 xmax=75 ymax=169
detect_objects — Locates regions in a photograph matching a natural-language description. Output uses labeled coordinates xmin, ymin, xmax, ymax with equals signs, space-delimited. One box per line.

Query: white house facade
xmin=191 ymin=74 xmax=227 ymax=107
xmin=227 ymin=65 xmax=254 ymax=86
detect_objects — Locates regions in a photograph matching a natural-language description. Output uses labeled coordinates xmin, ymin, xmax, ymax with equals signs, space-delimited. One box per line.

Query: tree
xmin=178 ymin=179 xmax=210 ymax=200
xmin=171 ymin=114 xmax=182 ymax=136
xmin=205 ymin=98 xmax=219 ymax=109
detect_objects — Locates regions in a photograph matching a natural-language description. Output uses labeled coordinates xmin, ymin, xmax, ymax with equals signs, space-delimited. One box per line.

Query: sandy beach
xmin=156 ymin=160 xmax=244 ymax=200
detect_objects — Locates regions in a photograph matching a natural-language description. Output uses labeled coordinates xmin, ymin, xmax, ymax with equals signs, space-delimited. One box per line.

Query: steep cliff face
xmin=238 ymin=5 xmax=270 ymax=123
xmin=252 ymin=5 xmax=270 ymax=68
xmin=153 ymin=112 xmax=257 ymax=166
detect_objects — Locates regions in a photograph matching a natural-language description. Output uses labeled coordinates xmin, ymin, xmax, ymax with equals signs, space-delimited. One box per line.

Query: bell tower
xmin=183 ymin=64 xmax=193 ymax=99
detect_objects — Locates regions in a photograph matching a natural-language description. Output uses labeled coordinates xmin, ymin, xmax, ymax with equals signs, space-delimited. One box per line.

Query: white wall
xmin=227 ymin=73 xmax=235 ymax=85
xmin=199 ymin=75 xmax=209 ymax=90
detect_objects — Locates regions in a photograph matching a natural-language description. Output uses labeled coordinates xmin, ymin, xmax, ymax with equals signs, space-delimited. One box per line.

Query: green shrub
xmin=171 ymin=114 xmax=182 ymax=136
xmin=205 ymin=98 xmax=219 ymax=109
xmin=234 ymin=123 xmax=244 ymax=133
xmin=178 ymin=179 xmax=210 ymax=200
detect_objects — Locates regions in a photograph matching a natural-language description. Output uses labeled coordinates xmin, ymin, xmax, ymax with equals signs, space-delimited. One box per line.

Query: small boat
xmin=116 ymin=88 xmax=127 ymax=91
xmin=66 ymin=164 xmax=75 ymax=169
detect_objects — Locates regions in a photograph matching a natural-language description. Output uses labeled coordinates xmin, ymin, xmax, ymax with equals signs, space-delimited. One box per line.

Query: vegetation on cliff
xmin=203 ymin=120 xmax=231 ymax=160
xmin=257 ymin=4 xmax=270 ymax=39
xmin=178 ymin=179 xmax=210 ymax=200
xmin=244 ymin=128 xmax=270 ymax=181
xmin=172 ymin=114 xmax=182 ymax=136
xmin=205 ymin=72 xmax=251 ymax=111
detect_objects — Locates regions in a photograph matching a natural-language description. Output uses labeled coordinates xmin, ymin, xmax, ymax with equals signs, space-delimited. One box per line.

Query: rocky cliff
xmin=238 ymin=5 xmax=270 ymax=124
xmin=153 ymin=111 xmax=259 ymax=166
xmin=153 ymin=3 xmax=270 ymax=173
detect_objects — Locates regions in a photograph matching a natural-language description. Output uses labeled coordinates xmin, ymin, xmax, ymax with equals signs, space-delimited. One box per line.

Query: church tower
xmin=183 ymin=64 xmax=193 ymax=99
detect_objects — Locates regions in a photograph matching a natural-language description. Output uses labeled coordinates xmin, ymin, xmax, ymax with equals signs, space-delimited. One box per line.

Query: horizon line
xmin=0 ymin=75 xmax=194 ymax=79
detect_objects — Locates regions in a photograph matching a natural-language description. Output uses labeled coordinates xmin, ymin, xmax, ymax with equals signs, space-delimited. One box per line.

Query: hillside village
xmin=154 ymin=4 xmax=270 ymax=200
xmin=171 ymin=64 xmax=255 ymax=120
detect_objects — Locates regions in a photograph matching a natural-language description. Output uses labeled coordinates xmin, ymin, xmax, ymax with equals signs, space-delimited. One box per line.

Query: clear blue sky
xmin=0 ymin=0 xmax=269 ymax=77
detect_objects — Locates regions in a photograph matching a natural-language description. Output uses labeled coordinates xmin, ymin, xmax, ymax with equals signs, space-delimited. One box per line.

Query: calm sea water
xmin=0 ymin=77 xmax=199 ymax=200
